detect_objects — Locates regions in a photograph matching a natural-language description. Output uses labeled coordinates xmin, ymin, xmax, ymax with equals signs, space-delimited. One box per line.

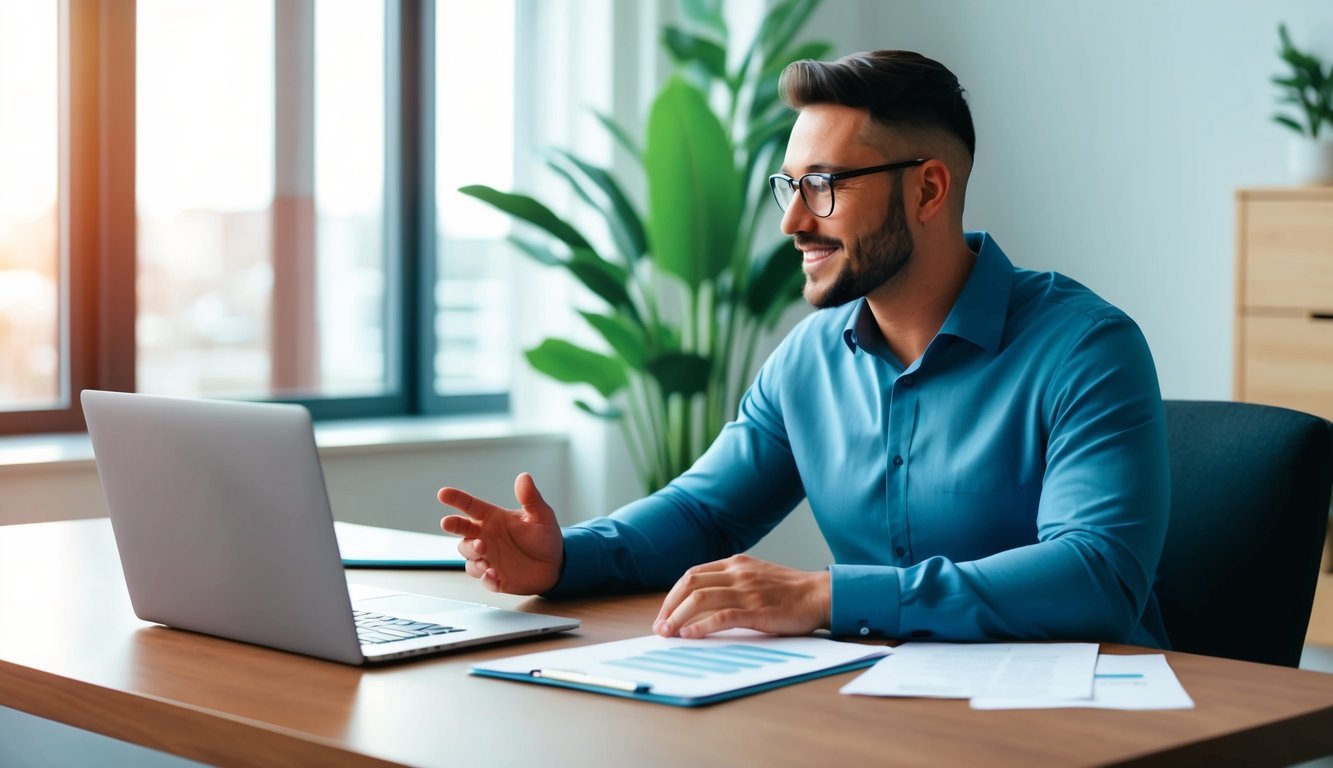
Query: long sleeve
xmin=829 ymin=315 xmax=1170 ymax=646
xmin=547 ymin=350 xmax=807 ymax=597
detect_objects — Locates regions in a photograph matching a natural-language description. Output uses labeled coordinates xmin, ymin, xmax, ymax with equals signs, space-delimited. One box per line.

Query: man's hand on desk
xmin=652 ymin=555 xmax=831 ymax=639
xmin=438 ymin=472 xmax=563 ymax=595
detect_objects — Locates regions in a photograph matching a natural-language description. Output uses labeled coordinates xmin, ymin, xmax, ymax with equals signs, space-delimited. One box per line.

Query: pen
xmin=531 ymin=668 xmax=651 ymax=693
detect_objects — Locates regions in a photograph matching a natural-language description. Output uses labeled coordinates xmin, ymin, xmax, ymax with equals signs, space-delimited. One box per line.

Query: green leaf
xmin=575 ymin=399 xmax=623 ymax=420
xmin=664 ymin=26 xmax=729 ymax=83
xmin=644 ymin=77 xmax=741 ymax=288
xmin=590 ymin=109 xmax=643 ymax=162
xmin=751 ymin=41 xmax=833 ymax=122
xmin=681 ymin=0 xmax=726 ymax=39
xmin=507 ymin=236 xmax=638 ymax=317
xmin=646 ymin=352 xmax=713 ymax=397
xmin=579 ymin=310 xmax=649 ymax=369
xmin=507 ymin=235 xmax=564 ymax=267
xmin=745 ymin=109 xmax=797 ymax=156
xmin=758 ymin=0 xmax=821 ymax=63
xmin=744 ymin=239 xmax=803 ymax=318
xmin=762 ymin=40 xmax=833 ymax=79
xmin=1273 ymin=114 xmax=1306 ymax=135
xmin=525 ymin=339 xmax=628 ymax=398
xmin=458 ymin=185 xmax=592 ymax=251
xmin=551 ymin=150 xmax=648 ymax=262
xmin=567 ymin=248 xmax=638 ymax=317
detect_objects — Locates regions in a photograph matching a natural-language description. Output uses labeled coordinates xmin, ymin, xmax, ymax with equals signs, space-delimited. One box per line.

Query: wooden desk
xmin=2 ymin=519 xmax=1332 ymax=767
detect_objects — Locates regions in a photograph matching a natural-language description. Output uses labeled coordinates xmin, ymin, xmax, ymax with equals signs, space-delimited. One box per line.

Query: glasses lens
xmin=769 ymin=175 xmax=796 ymax=212
xmin=803 ymin=175 xmax=833 ymax=217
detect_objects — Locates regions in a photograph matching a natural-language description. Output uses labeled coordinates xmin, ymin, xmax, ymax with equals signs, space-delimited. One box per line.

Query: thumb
xmin=513 ymin=472 xmax=557 ymax=525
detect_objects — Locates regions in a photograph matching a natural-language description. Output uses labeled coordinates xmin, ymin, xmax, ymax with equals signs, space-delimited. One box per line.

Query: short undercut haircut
xmin=779 ymin=50 xmax=975 ymax=159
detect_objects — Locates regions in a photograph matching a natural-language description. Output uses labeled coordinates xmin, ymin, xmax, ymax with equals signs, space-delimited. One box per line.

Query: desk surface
xmin=2 ymin=518 xmax=1332 ymax=768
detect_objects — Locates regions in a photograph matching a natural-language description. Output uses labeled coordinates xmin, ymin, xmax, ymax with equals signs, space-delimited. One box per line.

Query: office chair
xmin=1154 ymin=400 xmax=1332 ymax=667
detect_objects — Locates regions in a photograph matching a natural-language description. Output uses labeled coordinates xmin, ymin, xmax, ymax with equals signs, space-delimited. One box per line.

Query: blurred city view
xmin=0 ymin=0 xmax=513 ymax=414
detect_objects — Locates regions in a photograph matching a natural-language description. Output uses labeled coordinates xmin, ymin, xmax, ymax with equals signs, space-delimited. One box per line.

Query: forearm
xmin=545 ymin=488 xmax=743 ymax=596
xmin=830 ymin=534 xmax=1149 ymax=642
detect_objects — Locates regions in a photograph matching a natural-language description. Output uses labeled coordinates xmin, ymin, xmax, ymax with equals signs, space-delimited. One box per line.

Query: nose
xmin=779 ymin=191 xmax=817 ymax=235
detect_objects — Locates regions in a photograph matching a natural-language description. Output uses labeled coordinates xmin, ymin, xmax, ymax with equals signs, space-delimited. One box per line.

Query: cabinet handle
xmin=1311 ymin=312 xmax=1333 ymax=321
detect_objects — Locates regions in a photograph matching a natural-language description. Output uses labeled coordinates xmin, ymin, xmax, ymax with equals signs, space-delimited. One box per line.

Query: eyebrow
xmin=778 ymin=162 xmax=851 ymax=176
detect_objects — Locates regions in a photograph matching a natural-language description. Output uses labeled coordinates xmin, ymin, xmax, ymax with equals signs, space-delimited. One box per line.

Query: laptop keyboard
xmin=354 ymin=609 xmax=463 ymax=645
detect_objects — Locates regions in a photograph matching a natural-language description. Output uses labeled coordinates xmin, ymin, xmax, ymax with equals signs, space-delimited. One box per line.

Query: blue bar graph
xmin=603 ymin=644 xmax=815 ymax=680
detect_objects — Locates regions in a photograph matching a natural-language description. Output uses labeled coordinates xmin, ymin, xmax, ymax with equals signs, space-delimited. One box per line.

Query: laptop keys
xmin=354 ymin=610 xmax=463 ymax=644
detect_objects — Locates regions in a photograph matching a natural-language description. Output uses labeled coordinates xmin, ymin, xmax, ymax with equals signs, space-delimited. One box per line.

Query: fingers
xmin=440 ymin=515 xmax=481 ymax=538
xmin=456 ymin=537 xmax=485 ymax=560
xmin=436 ymin=487 xmax=499 ymax=520
xmin=513 ymin=473 xmax=558 ymax=525
xmin=654 ymin=566 xmax=734 ymax=636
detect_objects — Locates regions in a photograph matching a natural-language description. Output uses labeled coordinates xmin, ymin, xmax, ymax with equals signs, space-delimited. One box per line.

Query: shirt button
xmin=892 ymin=455 xmax=904 ymax=466
xmin=902 ymin=376 xmax=913 ymax=388
xmin=859 ymin=627 xmax=870 ymax=636
xmin=895 ymin=546 xmax=906 ymax=557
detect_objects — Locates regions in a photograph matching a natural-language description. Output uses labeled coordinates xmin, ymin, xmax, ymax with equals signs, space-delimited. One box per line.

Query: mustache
xmin=793 ymin=233 xmax=842 ymax=250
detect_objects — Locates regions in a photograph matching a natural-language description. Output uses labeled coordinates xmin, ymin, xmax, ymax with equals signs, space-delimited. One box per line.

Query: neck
xmin=863 ymin=233 xmax=975 ymax=366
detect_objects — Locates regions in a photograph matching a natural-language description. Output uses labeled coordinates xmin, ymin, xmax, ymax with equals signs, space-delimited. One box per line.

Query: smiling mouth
xmin=800 ymin=246 xmax=839 ymax=269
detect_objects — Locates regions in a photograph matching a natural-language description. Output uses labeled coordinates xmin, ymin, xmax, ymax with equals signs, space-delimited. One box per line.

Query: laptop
xmin=81 ymin=389 xmax=579 ymax=665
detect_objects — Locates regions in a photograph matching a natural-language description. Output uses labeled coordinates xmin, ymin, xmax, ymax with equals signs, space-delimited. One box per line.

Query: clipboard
xmin=334 ymin=522 xmax=466 ymax=568
xmin=470 ymin=631 xmax=890 ymax=707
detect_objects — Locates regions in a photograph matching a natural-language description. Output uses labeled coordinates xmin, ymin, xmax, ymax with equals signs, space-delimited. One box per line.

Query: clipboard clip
xmin=531 ymin=668 xmax=651 ymax=694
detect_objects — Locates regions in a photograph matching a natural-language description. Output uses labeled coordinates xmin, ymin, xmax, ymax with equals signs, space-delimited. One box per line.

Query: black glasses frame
xmin=768 ymin=158 xmax=928 ymax=218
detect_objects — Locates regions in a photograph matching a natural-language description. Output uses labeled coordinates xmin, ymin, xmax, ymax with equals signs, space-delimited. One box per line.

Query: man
xmin=439 ymin=50 xmax=1170 ymax=648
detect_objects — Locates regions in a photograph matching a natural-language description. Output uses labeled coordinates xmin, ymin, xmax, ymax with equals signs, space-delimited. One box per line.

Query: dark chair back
xmin=1156 ymin=400 xmax=1332 ymax=667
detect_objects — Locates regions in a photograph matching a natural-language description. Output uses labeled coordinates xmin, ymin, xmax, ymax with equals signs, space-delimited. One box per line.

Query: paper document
xmin=472 ymin=630 xmax=889 ymax=704
xmin=970 ymin=654 xmax=1194 ymax=710
xmin=840 ymin=642 xmax=1098 ymax=700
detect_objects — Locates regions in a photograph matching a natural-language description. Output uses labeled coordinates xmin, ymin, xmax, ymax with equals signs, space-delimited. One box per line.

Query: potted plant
xmin=1273 ymin=23 xmax=1333 ymax=184
xmin=460 ymin=0 xmax=830 ymax=494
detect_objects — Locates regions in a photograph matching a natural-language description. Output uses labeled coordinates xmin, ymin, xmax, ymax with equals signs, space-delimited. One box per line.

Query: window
xmin=0 ymin=3 xmax=59 ymax=414
xmin=434 ymin=0 xmax=515 ymax=398
xmin=0 ymin=0 xmax=512 ymax=434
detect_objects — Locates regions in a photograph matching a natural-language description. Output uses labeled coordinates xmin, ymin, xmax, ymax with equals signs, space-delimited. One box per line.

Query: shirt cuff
xmin=829 ymin=564 xmax=901 ymax=638
xmin=541 ymin=525 xmax=606 ymax=598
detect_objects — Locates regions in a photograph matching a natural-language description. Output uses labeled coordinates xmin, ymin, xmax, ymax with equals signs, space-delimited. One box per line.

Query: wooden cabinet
xmin=1235 ymin=187 xmax=1333 ymax=421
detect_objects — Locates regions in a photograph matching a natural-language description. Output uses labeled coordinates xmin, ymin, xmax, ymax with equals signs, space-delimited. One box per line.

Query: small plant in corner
xmin=1272 ymin=23 xmax=1333 ymax=139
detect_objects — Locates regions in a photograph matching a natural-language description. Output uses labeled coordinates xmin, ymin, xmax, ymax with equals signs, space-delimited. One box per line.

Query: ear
xmin=911 ymin=159 xmax=951 ymax=224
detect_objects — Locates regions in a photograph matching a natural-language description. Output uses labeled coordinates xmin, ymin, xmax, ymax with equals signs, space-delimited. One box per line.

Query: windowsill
xmin=0 ymin=415 xmax=566 ymax=472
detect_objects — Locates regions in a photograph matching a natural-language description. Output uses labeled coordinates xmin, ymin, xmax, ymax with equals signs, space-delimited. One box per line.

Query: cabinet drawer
xmin=1240 ymin=314 xmax=1333 ymax=421
xmin=1241 ymin=199 xmax=1333 ymax=310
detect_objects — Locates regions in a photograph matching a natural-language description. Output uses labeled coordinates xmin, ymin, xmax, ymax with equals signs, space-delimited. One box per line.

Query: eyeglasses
xmin=768 ymin=159 xmax=927 ymax=218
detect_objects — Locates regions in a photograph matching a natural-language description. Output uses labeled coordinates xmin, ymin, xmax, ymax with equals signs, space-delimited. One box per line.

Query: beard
xmin=800 ymin=173 xmax=914 ymax=309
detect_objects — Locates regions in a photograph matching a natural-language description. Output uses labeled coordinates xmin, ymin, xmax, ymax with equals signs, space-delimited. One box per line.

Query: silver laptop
xmin=81 ymin=389 xmax=579 ymax=665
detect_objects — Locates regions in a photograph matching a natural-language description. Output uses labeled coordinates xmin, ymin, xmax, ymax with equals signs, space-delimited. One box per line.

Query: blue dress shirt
xmin=551 ymin=232 xmax=1170 ymax=648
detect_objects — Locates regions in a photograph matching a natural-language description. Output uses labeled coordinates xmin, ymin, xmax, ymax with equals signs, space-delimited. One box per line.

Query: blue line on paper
xmin=604 ymin=658 xmax=706 ymax=679
xmin=643 ymin=649 xmax=747 ymax=673
xmin=1095 ymin=673 xmax=1145 ymax=679
xmin=667 ymin=648 xmax=765 ymax=669
xmin=714 ymin=644 xmax=815 ymax=661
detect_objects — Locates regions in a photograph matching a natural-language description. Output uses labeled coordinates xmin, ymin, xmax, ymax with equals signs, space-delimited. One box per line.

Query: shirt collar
xmin=840 ymin=231 xmax=1013 ymax=356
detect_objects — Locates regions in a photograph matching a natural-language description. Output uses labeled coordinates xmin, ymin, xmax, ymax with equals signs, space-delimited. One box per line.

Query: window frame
xmin=0 ymin=0 xmax=508 ymax=436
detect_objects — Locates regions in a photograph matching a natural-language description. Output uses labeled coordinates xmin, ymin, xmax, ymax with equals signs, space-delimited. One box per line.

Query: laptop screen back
xmin=82 ymin=390 xmax=364 ymax=664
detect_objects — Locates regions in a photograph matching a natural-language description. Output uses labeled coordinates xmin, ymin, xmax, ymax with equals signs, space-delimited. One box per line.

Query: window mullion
xmin=272 ymin=0 xmax=319 ymax=395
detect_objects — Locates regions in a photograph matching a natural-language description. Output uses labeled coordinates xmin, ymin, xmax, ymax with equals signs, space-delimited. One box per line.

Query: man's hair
xmin=779 ymin=50 xmax=975 ymax=159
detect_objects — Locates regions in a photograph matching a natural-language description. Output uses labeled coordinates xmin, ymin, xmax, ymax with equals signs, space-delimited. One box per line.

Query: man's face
xmin=779 ymin=104 xmax=915 ymax=309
